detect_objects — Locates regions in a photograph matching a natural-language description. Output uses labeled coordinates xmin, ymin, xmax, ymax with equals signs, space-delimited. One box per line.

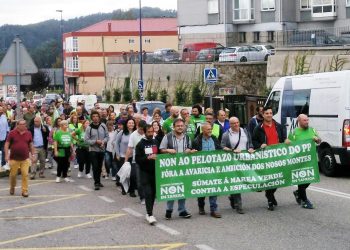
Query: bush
xmin=159 ymin=89 xmax=168 ymax=103
xmin=113 ymin=88 xmax=122 ymax=103
xmin=105 ymin=89 xmax=111 ymax=102
xmin=133 ymin=89 xmax=141 ymax=101
xmin=191 ymin=84 xmax=204 ymax=104
xmin=146 ymin=89 xmax=158 ymax=101
xmin=175 ymin=82 xmax=188 ymax=105
xmin=122 ymin=77 xmax=132 ymax=103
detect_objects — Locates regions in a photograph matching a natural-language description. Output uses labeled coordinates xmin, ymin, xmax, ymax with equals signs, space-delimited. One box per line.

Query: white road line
xmin=122 ymin=208 xmax=143 ymax=217
xmin=156 ymin=223 xmax=181 ymax=236
xmin=309 ymin=186 xmax=350 ymax=200
xmin=78 ymin=185 xmax=92 ymax=192
xmin=98 ymin=196 xmax=115 ymax=203
xmin=195 ymin=244 xmax=217 ymax=250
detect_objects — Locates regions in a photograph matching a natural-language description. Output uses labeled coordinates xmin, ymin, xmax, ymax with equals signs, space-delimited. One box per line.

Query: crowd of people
xmin=1 ymin=97 xmax=321 ymax=225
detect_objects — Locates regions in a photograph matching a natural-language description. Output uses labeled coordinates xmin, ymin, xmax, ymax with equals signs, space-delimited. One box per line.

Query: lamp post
xmin=56 ymin=10 xmax=64 ymax=94
xmin=138 ymin=0 xmax=144 ymax=101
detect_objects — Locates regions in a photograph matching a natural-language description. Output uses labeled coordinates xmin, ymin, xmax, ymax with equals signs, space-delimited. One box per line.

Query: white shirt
xmin=128 ymin=130 xmax=145 ymax=162
xmin=228 ymin=128 xmax=248 ymax=150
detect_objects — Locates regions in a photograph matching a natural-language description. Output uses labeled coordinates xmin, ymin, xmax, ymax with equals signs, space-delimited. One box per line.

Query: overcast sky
xmin=0 ymin=0 xmax=177 ymax=26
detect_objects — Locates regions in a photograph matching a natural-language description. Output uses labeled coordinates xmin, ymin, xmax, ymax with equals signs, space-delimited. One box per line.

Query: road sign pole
xmin=15 ymin=36 xmax=22 ymax=119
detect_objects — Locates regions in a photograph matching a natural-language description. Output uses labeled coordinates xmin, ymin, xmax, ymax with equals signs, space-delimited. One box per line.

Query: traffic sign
xmin=204 ymin=68 xmax=218 ymax=84
xmin=137 ymin=80 xmax=144 ymax=90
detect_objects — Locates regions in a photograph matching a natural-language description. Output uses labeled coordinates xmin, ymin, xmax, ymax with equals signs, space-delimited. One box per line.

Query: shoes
xmin=146 ymin=214 xmax=157 ymax=225
xmin=86 ymin=173 xmax=92 ymax=179
xmin=141 ymin=199 xmax=145 ymax=205
xmin=112 ymin=177 xmax=116 ymax=181
xmin=64 ymin=177 xmax=74 ymax=182
xmin=55 ymin=177 xmax=61 ymax=183
xmin=98 ymin=183 xmax=104 ymax=187
xmin=268 ymin=202 xmax=274 ymax=211
xmin=165 ymin=210 xmax=172 ymax=220
xmin=210 ymin=211 xmax=222 ymax=218
xmin=9 ymin=187 xmax=14 ymax=195
xmin=199 ymin=207 xmax=206 ymax=215
xmin=179 ymin=211 xmax=192 ymax=219
xmin=22 ymin=191 xmax=29 ymax=198
xmin=121 ymin=190 xmax=127 ymax=195
xmin=293 ymin=190 xmax=302 ymax=205
xmin=94 ymin=185 xmax=100 ymax=190
xmin=3 ymin=164 xmax=10 ymax=171
xmin=229 ymin=196 xmax=237 ymax=209
xmin=104 ymin=176 xmax=109 ymax=180
xmin=39 ymin=173 xmax=45 ymax=178
xmin=77 ymin=172 xmax=83 ymax=178
xmin=30 ymin=173 xmax=36 ymax=180
xmin=45 ymin=158 xmax=49 ymax=162
xmin=116 ymin=181 xmax=121 ymax=187
xmin=129 ymin=192 xmax=136 ymax=197
xmin=236 ymin=207 xmax=245 ymax=214
xmin=301 ymin=199 xmax=314 ymax=209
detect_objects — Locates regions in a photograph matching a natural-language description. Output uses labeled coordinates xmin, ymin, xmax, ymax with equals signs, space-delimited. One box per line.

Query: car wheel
xmin=240 ymin=57 xmax=247 ymax=62
xmin=319 ymin=148 xmax=337 ymax=177
xmin=264 ymin=55 xmax=269 ymax=61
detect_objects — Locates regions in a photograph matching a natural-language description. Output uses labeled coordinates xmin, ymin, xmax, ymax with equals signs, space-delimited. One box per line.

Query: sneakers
xmin=55 ymin=177 xmax=61 ymax=183
xmin=22 ymin=191 xmax=29 ymax=198
xmin=98 ymin=183 xmax=104 ymax=187
xmin=301 ymin=199 xmax=314 ymax=209
xmin=199 ymin=207 xmax=206 ymax=215
xmin=30 ymin=173 xmax=36 ymax=180
xmin=236 ymin=207 xmax=245 ymax=214
xmin=86 ymin=173 xmax=92 ymax=179
xmin=64 ymin=177 xmax=74 ymax=182
xmin=146 ymin=214 xmax=157 ymax=225
xmin=94 ymin=185 xmax=100 ymax=190
xmin=293 ymin=190 xmax=302 ymax=205
xmin=141 ymin=199 xmax=146 ymax=205
xmin=121 ymin=190 xmax=127 ymax=195
xmin=165 ymin=210 xmax=172 ymax=220
xmin=179 ymin=211 xmax=192 ymax=219
xmin=210 ymin=211 xmax=222 ymax=218
xmin=104 ymin=175 xmax=109 ymax=180
xmin=112 ymin=177 xmax=117 ymax=181
xmin=3 ymin=163 xmax=10 ymax=171
xmin=74 ymin=164 xmax=79 ymax=169
xmin=129 ymin=192 xmax=137 ymax=197
xmin=77 ymin=172 xmax=83 ymax=178
xmin=268 ymin=202 xmax=274 ymax=211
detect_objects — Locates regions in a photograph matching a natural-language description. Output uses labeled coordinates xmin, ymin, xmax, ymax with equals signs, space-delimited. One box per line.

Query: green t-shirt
xmin=186 ymin=122 xmax=197 ymax=142
xmin=163 ymin=117 xmax=175 ymax=134
xmin=69 ymin=123 xmax=82 ymax=144
xmin=288 ymin=127 xmax=318 ymax=141
xmin=190 ymin=114 xmax=206 ymax=129
xmin=75 ymin=128 xmax=89 ymax=148
xmin=54 ymin=130 xmax=72 ymax=157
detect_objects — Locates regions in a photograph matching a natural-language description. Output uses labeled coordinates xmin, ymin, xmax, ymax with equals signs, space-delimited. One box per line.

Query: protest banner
xmin=156 ymin=140 xmax=319 ymax=201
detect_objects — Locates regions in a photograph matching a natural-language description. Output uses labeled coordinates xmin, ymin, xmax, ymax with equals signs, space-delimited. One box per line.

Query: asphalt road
xmin=0 ymin=167 xmax=349 ymax=250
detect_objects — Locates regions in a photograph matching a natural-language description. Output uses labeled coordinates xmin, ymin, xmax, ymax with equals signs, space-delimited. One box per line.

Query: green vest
xmin=200 ymin=123 xmax=220 ymax=139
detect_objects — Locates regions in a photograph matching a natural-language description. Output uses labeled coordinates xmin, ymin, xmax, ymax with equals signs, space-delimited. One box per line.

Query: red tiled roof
xmin=77 ymin=18 xmax=178 ymax=33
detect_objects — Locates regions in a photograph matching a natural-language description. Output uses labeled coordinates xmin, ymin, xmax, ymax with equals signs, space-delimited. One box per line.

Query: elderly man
xmin=221 ymin=117 xmax=254 ymax=214
xmin=162 ymin=106 xmax=179 ymax=134
xmin=289 ymin=114 xmax=321 ymax=209
xmin=215 ymin=110 xmax=230 ymax=133
xmin=29 ymin=116 xmax=49 ymax=179
xmin=5 ymin=119 xmax=35 ymax=197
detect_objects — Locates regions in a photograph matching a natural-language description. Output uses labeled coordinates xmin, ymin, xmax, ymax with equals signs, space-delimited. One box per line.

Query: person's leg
xmin=96 ymin=152 xmax=104 ymax=183
xmin=141 ymin=172 xmax=153 ymax=215
xmin=111 ymin=157 xmax=118 ymax=179
xmin=209 ymin=196 xmax=218 ymax=212
xmin=30 ymin=147 xmax=39 ymax=178
xmin=104 ymin=151 xmax=112 ymax=176
xmin=166 ymin=200 xmax=174 ymax=212
xmin=129 ymin=163 xmax=137 ymax=195
xmin=38 ymin=148 xmax=46 ymax=176
xmin=178 ymin=199 xmax=186 ymax=213
xmin=9 ymin=160 xmax=18 ymax=193
xmin=135 ymin=163 xmax=144 ymax=200
xmin=61 ymin=156 xmax=70 ymax=178
xmin=76 ymin=148 xmax=84 ymax=172
xmin=56 ymin=157 xmax=63 ymax=177
xmin=84 ymin=148 xmax=91 ymax=174
xmin=298 ymin=183 xmax=310 ymax=202
xmin=197 ymin=197 xmax=205 ymax=209
xmin=90 ymin=152 xmax=99 ymax=185
xmin=0 ymin=140 xmax=6 ymax=166
xmin=20 ymin=159 xmax=30 ymax=194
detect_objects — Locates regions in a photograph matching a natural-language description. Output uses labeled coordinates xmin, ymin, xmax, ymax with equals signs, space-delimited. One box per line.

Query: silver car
xmin=253 ymin=44 xmax=276 ymax=61
xmin=219 ymin=46 xmax=266 ymax=62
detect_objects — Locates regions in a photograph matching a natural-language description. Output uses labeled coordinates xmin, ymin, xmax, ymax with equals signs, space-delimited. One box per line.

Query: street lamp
xmin=56 ymin=10 xmax=64 ymax=93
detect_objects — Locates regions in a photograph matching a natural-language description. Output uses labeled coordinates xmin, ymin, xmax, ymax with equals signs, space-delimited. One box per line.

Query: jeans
xmin=76 ymin=147 xmax=91 ymax=174
xmin=140 ymin=170 xmax=156 ymax=216
xmin=0 ymin=140 xmax=6 ymax=166
xmin=90 ymin=151 xmax=105 ymax=185
xmin=9 ymin=159 xmax=30 ymax=193
xmin=104 ymin=151 xmax=117 ymax=177
xmin=197 ymin=196 xmax=218 ymax=212
xmin=166 ymin=199 xmax=186 ymax=213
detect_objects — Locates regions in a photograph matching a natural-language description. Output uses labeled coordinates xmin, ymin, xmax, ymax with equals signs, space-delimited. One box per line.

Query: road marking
xmin=98 ymin=196 xmax=115 ymax=203
xmin=122 ymin=208 xmax=143 ymax=217
xmin=0 ymin=242 xmax=187 ymax=250
xmin=78 ymin=185 xmax=93 ymax=191
xmin=309 ymin=186 xmax=350 ymax=200
xmin=0 ymin=213 xmax=124 ymax=246
xmin=0 ymin=213 xmax=123 ymax=220
xmin=0 ymin=180 xmax=54 ymax=192
xmin=156 ymin=223 xmax=181 ymax=236
xmin=0 ymin=194 xmax=75 ymax=199
xmin=0 ymin=194 xmax=86 ymax=213
xmin=195 ymin=244 xmax=217 ymax=250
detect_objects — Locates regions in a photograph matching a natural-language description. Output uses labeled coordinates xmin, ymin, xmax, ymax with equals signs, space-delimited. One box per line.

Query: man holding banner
xmin=192 ymin=122 xmax=223 ymax=218
xmin=288 ymin=114 xmax=321 ymax=209
xmin=252 ymin=107 xmax=289 ymax=211
xmin=221 ymin=117 xmax=254 ymax=214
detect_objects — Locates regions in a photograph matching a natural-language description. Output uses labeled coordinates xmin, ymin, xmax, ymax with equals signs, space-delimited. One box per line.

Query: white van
xmin=69 ymin=94 xmax=97 ymax=111
xmin=265 ymin=70 xmax=350 ymax=176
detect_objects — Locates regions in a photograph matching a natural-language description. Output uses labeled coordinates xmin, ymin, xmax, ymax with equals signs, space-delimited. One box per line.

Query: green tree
xmin=159 ymin=89 xmax=168 ymax=103
xmin=146 ymin=89 xmax=158 ymax=101
xmin=122 ymin=77 xmax=132 ymax=103
xmin=30 ymin=70 xmax=51 ymax=92
xmin=113 ymin=88 xmax=122 ymax=102
xmin=133 ymin=89 xmax=141 ymax=101
xmin=191 ymin=83 xmax=204 ymax=104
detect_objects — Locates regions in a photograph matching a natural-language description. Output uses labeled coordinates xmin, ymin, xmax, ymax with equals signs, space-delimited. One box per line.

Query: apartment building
xmin=178 ymin=0 xmax=350 ymax=48
xmin=63 ymin=18 xmax=178 ymax=95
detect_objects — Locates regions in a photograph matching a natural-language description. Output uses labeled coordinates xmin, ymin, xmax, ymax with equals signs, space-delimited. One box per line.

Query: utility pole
xmin=139 ymin=0 xmax=144 ymax=101
xmin=56 ymin=10 xmax=64 ymax=94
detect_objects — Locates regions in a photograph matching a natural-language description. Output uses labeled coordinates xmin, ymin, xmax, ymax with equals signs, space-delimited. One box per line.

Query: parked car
xmin=196 ymin=47 xmax=225 ymax=62
xmin=135 ymin=101 xmax=165 ymax=115
xmin=218 ymin=46 xmax=266 ymax=62
xmin=182 ymin=42 xmax=224 ymax=62
xmin=253 ymin=45 xmax=275 ymax=60
xmin=44 ymin=93 xmax=60 ymax=105
xmin=32 ymin=94 xmax=43 ymax=104
xmin=153 ymin=48 xmax=180 ymax=62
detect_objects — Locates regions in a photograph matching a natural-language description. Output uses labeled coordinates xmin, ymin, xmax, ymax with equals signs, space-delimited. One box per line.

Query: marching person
xmin=192 ymin=122 xmax=222 ymax=218
xmin=29 ymin=116 xmax=49 ymax=179
xmin=247 ymin=105 xmax=264 ymax=137
xmin=221 ymin=117 xmax=254 ymax=214
xmin=85 ymin=111 xmax=109 ymax=190
xmin=162 ymin=106 xmax=179 ymax=134
xmin=215 ymin=110 xmax=230 ymax=133
xmin=0 ymin=106 xmax=9 ymax=169
xmin=289 ymin=114 xmax=321 ymax=209
xmin=5 ymin=119 xmax=35 ymax=197
xmin=160 ymin=118 xmax=193 ymax=220
xmin=135 ymin=124 xmax=159 ymax=225
xmin=252 ymin=106 xmax=289 ymax=211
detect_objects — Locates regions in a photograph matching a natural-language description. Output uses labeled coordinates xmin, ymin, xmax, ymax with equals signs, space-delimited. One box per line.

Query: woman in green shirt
xmin=54 ymin=120 xmax=74 ymax=183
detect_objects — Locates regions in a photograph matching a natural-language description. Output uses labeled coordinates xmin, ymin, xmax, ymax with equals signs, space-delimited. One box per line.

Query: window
xmin=268 ymin=31 xmax=275 ymax=42
xmin=233 ymin=0 xmax=255 ymax=20
xmin=347 ymin=0 xmax=350 ymax=6
xmin=66 ymin=57 xmax=79 ymax=72
xmin=261 ymin=0 xmax=275 ymax=11
xmin=129 ymin=38 xmax=135 ymax=44
xmin=144 ymin=38 xmax=151 ymax=43
xmin=239 ymin=32 xmax=246 ymax=43
xmin=266 ymin=91 xmax=281 ymax=114
xmin=72 ymin=37 xmax=78 ymax=52
xmin=301 ymin=0 xmax=311 ymax=9
xmin=254 ymin=32 xmax=260 ymax=42
xmin=208 ymin=0 xmax=219 ymax=14
xmin=65 ymin=37 xmax=79 ymax=52
xmin=281 ymin=89 xmax=311 ymax=118
xmin=311 ymin=0 xmax=336 ymax=17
